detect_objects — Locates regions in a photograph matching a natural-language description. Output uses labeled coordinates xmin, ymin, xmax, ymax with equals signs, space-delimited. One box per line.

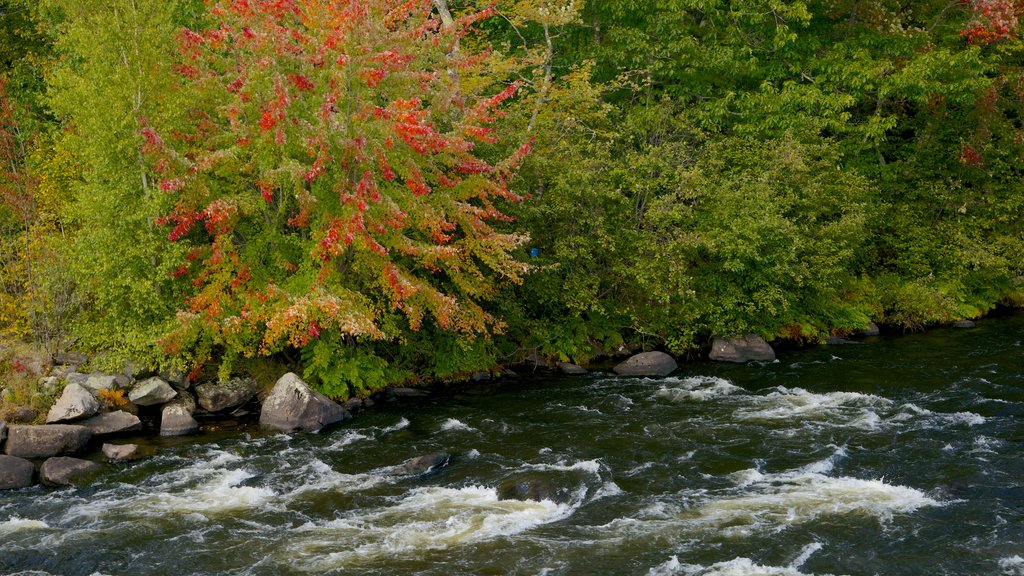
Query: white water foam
xmin=648 ymin=544 xmax=836 ymax=576
xmin=522 ymin=459 xmax=603 ymax=476
xmin=736 ymin=387 xmax=892 ymax=424
xmin=1000 ymin=555 xmax=1024 ymax=575
xmin=0 ymin=516 xmax=50 ymax=533
xmin=439 ymin=418 xmax=477 ymax=432
xmin=655 ymin=376 xmax=742 ymax=402
xmin=381 ymin=417 xmax=410 ymax=433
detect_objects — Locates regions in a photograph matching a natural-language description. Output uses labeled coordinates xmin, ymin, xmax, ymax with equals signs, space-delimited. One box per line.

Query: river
xmin=2 ymin=314 xmax=1023 ymax=575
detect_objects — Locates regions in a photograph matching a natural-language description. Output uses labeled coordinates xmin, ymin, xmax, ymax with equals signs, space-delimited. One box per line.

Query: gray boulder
xmin=0 ymin=455 xmax=35 ymax=490
xmin=709 ymin=335 xmax=776 ymax=363
xmin=195 ymin=377 xmax=260 ymax=412
xmin=0 ymin=419 xmax=6 ymax=447
xmin=40 ymin=457 xmax=103 ymax=486
xmin=498 ymin=477 xmax=557 ymax=502
xmin=7 ymin=407 xmax=37 ymax=424
xmin=102 ymin=443 xmax=140 ymax=462
xmin=613 ymin=351 xmax=678 ymax=377
xmin=80 ymin=411 xmax=142 ymax=436
xmin=4 ymin=425 xmax=92 ymax=458
xmin=259 ymin=373 xmax=347 ymax=433
xmin=953 ymin=320 xmax=976 ymax=329
xmin=38 ymin=376 xmax=62 ymax=395
xmin=64 ymin=371 xmax=89 ymax=386
xmin=46 ymin=383 xmax=100 ymax=423
xmin=389 ymin=387 xmax=428 ymax=398
xmin=128 ymin=377 xmax=177 ymax=407
xmin=160 ymin=403 xmax=199 ymax=437
xmin=400 ymin=453 xmax=450 ymax=475
xmin=557 ymin=362 xmax=588 ymax=375
xmin=860 ymin=322 xmax=880 ymax=337
xmin=84 ymin=373 xmax=120 ymax=393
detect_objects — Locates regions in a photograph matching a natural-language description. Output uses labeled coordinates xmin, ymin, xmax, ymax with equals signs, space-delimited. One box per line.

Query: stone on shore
xmin=860 ymin=322 xmax=880 ymax=337
xmin=40 ymin=457 xmax=103 ymax=486
xmin=46 ymin=383 xmax=100 ymax=424
xmin=0 ymin=419 xmax=6 ymax=446
xmin=4 ymin=425 xmax=92 ymax=458
xmin=80 ymin=411 xmax=142 ymax=436
xmin=613 ymin=351 xmax=678 ymax=377
xmin=102 ymin=443 xmax=140 ymax=462
xmin=84 ymin=373 xmax=120 ymax=394
xmin=0 ymin=455 xmax=35 ymax=490
xmin=7 ymin=407 xmax=37 ymax=424
xmin=160 ymin=403 xmax=199 ymax=437
xmin=259 ymin=373 xmax=347 ymax=433
xmin=128 ymin=377 xmax=177 ymax=406
xmin=953 ymin=320 xmax=976 ymax=329
xmin=195 ymin=377 xmax=260 ymax=412
xmin=709 ymin=335 xmax=776 ymax=363
xmin=557 ymin=362 xmax=588 ymax=375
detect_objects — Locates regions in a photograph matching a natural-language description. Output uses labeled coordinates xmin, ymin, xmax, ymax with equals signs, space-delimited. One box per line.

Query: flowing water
xmin=2 ymin=315 xmax=1024 ymax=575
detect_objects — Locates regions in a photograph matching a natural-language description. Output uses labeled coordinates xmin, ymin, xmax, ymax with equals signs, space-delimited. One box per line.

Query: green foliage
xmin=300 ymin=334 xmax=398 ymax=400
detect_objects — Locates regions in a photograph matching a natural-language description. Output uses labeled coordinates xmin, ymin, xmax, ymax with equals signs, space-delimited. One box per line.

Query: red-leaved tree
xmin=146 ymin=0 xmax=531 ymax=385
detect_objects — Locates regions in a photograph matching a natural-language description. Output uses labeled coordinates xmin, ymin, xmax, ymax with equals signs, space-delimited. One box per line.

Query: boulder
xmin=7 ymin=407 xmax=38 ymax=424
xmin=80 ymin=411 xmax=142 ymax=436
xmin=0 ymin=455 xmax=35 ymax=490
xmin=825 ymin=337 xmax=858 ymax=345
xmin=498 ymin=477 xmax=557 ymax=502
xmin=40 ymin=457 xmax=103 ymax=486
xmin=860 ymin=322 xmax=880 ymax=337
xmin=389 ymin=387 xmax=429 ymax=398
xmin=195 ymin=377 xmax=260 ymax=412
xmin=557 ymin=362 xmax=588 ymax=375
xmin=4 ymin=425 xmax=92 ymax=458
xmin=102 ymin=443 xmax=140 ymax=462
xmin=38 ymin=376 xmax=62 ymax=395
xmin=613 ymin=351 xmax=678 ymax=377
xmin=0 ymin=419 xmax=6 ymax=446
xmin=128 ymin=377 xmax=177 ymax=407
xmin=400 ymin=453 xmax=450 ymax=475
xmin=259 ymin=372 xmax=347 ymax=433
xmin=64 ymin=372 xmax=89 ymax=386
xmin=160 ymin=404 xmax=199 ymax=437
xmin=709 ymin=335 xmax=776 ymax=363
xmin=54 ymin=351 xmax=88 ymax=366
xmin=46 ymin=383 xmax=100 ymax=423
xmin=953 ymin=320 xmax=976 ymax=329
xmin=84 ymin=373 xmax=120 ymax=393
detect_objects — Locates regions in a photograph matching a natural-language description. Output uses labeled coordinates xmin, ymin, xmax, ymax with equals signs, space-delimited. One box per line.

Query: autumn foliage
xmin=145 ymin=0 xmax=530 ymax=377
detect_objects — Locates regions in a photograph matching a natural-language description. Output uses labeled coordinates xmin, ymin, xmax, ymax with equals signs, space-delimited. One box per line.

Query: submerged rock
xmin=825 ymin=337 xmax=858 ymax=345
xmin=613 ymin=351 xmax=677 ymax=377
xmin=128 ymin=377 xmax=177 ymax=406
xmin=400 ymin=452 xmax=451 ymax=475
xmin=0 ymin=455 xmax=34 ymax=490
xmin=102 ymin=443 xmax=140 ymax=462
xmin=195 ymin=377 xmax=260 ymax=412
xmin=389 ymin=387 xmax=429 ymax=398
xmin=953 ymin=320 xmax=976 ymax=329
xmin=557 ymin=362 xmax=588 ymax=375
xmin=259 ymin=373 xmax=347 ymax=433
xmin=80 ymin=411 xmax=142 ymax=436
xmin=709 ymin=335 xmax=776 ymax=363
xmin=40 ymin=457 xmax=103 ymax=486
xmin=46 ymin=383 xmax=100 ymax=423
xmin=498 ymin=477 xmax=558 ymax=502
xmin=4 ymin=425 xmax=92 ymax=458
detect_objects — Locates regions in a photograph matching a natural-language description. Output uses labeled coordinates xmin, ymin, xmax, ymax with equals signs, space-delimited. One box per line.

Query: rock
xmin=38 ymin=376 xmax=62 ymax=395
xmin=172 ymin=389 xmax=197 ymax=415
xmin=498 ymin=477 xmax=557 ymax=502
xmin=557 ymin=362 xmax=588 ymax=375
xmin=46 ymin=383 xmax=100 ymax=423
xmin=709 ymin=335 xmax=776 ymax=363
xmin=953 ymin=320 xmax=976 ymax=329
xmin=159 ymin=369 xmax=186 ymax=386
xmin=389 ymin=387 xmax=429 ymax=398
xmin=613 ymin=351 xmax=678 ymax=377
xmin=128 ymin=377 xmax=177 ymax=407
xmin=195 ymin=377 xmax=260 ymax=412
xmin=470 ymin=371 xmax=491 ymax=382
xmin=362 ymin=398 xmax=374 ymax=409
xmin=825 ymin=337 xmax=858 ymax=345
xmin=54 ymin=351 xmax=87 ymax=366
xmin=40 ymin=457 xmax=103 ymax=486
xmin=80 ymin=411 xmax=142 ymax=436
xmin=64 ymin=372 xmax=89 ymax=386
xmin=102 ymin=443 xmax=140 ymax=462
xmin=4 ymin=425 xmax=92 ymax=458
xmin=84 ymin=373 xmax=121 ymax=394
xmin=399 ymin=453 xmax=450 ymax=475
xmin=344 ymin=398 xmax=363 ymax=411
xmin=860 ymin=322 xmax=880 ymax=337
xmin=7 ymin=407 xmax=38 ymax=424
xmin=160 ymin=404 xmax=199 ymax=437
xmin=259 ymin=372 xmax=347 ymax=433
xmin=0 ymin=455 xmax=35 ymax=489
xmin=0 ymin=419 xmax=6 ymax=447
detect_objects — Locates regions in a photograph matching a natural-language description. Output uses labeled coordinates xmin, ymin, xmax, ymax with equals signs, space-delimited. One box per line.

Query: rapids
xmin=1 ymin=314 xmax=1023 ymax=575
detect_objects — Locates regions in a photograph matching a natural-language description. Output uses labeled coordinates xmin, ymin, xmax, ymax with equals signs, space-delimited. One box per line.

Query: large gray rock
xmin=953 ymin=320 xmax=976 ymax=329
xmin=498 ymin=476 xmax=557 ymax=502
xmin=613 ymin=351 xmax=678 ymax=377
xmin=160 ymin=403 xmax=199 ymax=437
xmin=80 ymin=411 xmax=142 ymax=436
xmin=195 ymin=377 xmax=260 ymax=412
xmin=128 ymin=377 xmax=177 ymax=406
xmin=102 ymin=443 xmax=140 ymax=462
xmin=400 ymin=453 xmax=451 ymax=475
xmin=0 ymin=419 xmax=6 ymax=447
xmin=0 ymin=455 xmax=34 ymax=489
xmin=4 ymin=425 xmax=92 ymax=458
xmin=709 ymin=335 xmax=776 ymax=363
xmin=84 ymin=373 xmax=120 ymax=393
xmin=557 ymin=362 xmax=588 ymax=375
xmin=40 ymin=457 xmax=103 ymax=486
xmin=259 ymin=373 xmax=347 ymax=433
xmin=46 ymin=383 xmax=100 ymax=423
xmin=7 ymin=406 xmax=37 ymax=424
xmin=860 ymin=322 xmax=880 ymax=337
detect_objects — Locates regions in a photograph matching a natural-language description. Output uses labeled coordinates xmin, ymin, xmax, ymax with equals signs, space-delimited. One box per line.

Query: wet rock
xmin=80 ymin=411 xmax=142 ymax=436
xmin=0 ymin=419 xmax=5 ymax=447
xmin=40 ymin=457 xmax=103 ymax=486
xmin=860 ymin=322 xmax=880 ymax=337
xmin=84 ymin=373 xmax=120 ymax=394
xmin=389 ymin=387 xmax=429 ymax=398
xmin=953 ymin=320 xmax=976 ymax=329
xmin=4 ymin=424 xmax=92 ymax=458
xmin=825 ymin=337 xmax=858 ymax=345
xmin=344 ymin=398 xmax=363 ymax=411
xmin=7 ymin=407 xmax=38 ymax=424
xmin=400 ymin=453 xmax=450 ymax=475
xmin=160 ymin=403 xmax=199 ymax=437
xmin=498 ymin=477 xmax=557 ymax=502
xmin=102 ymin=443 xmax=140 ymax=462
xmin=470 ymin=372 xmax=491 ymax=382
xmin=709 ymin=335 xmax=776 ymax=363
xmin=557 ymin=362 xmax=588 ymax=375
xmin=0 ymin=455 xmax=35 ymax=489
xmin=128 ymin=376 xmax=177 ymax=407
xmin=46 ymin=383 xmax=100 ymax=423
xmin=259 ymin=372 xmax=347 ymax=433
xmin=195 ymin=377 xmax=260 ymax=413
xmin=613 ymin=351 xmax=678 ymax=377
xmin=362 ymin=398 xmax=375 ymax=409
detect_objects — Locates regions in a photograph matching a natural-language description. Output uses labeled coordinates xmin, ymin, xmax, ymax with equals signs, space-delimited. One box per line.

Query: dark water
xmin=2 ymin=316 xmax=1023 ymax=575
